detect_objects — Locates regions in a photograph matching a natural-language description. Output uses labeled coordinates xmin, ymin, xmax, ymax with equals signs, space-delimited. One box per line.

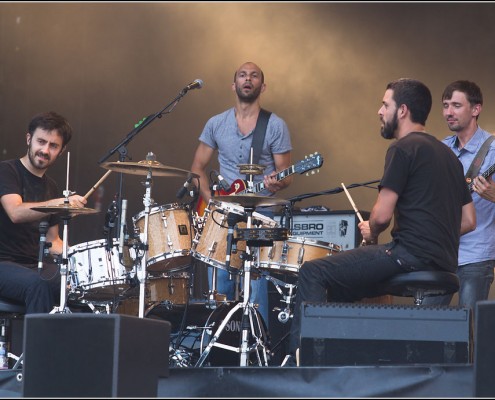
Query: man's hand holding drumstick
xmin=341 ymin=183 xmax=376 ymax=246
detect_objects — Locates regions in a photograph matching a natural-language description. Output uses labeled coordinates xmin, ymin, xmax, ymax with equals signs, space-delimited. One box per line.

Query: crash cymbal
xmin=237 ymin=164 xmax=266 ymax=175
xmin=213 ymin=194 xmax=289 ymax=208
xmin=31 ymin=204 xmax=99 ymax=215
xmin=100 ymin=160 xmax=198 ymax=178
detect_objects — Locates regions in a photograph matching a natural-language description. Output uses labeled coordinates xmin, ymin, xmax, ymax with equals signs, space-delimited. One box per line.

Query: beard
xmin=235 ymin=84 xmax=262 ymax=103
xmin=27 ymin=141 xmax=52 ymax=170
xmin=381 ymin=112 xmax=398 ymax=140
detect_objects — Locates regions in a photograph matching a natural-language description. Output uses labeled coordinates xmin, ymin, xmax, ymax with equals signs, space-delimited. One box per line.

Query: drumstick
xmin=341 ymin=182 xmax=369 ymax=247
xmin=83 ymin=170 xmax=113 ymax=200
xmin=341 ymin=183 xmax=364 ymax=222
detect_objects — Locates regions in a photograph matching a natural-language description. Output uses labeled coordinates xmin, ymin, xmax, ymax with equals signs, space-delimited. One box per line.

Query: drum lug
xmin=280 ymin=241 xmax=290 ymax=264
xmin=207 ymin=241 xmax=217 ymax=256
xmin=297 ymin=246 xmax=305 ymax=265
xmin=160 ymin=212 xmax=169 ymax=228
xmin=268 ymin=243 xmax=276 ymax=260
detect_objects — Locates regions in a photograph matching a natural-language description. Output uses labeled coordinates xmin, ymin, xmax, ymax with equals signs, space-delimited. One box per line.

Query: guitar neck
xmin=468 ymin=164 xmax=495 ymax=192
xmin=238 ymin=165 xmax=295 ymax=195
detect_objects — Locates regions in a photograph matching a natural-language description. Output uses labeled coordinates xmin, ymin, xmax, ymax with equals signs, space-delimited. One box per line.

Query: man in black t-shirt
xmin=286 ymin=79 xmax=476 ymax=365
xmin=0 ymin=111 xmax=87 ymax=313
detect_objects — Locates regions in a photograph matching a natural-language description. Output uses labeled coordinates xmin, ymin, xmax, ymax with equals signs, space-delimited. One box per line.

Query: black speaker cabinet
xmin=474 ymin=300 xmax=495 ymax=396
xmin=300 ymin=302 xmax=472 ymax=366
xmin=22 ymin=314 xmax=171 ymax=397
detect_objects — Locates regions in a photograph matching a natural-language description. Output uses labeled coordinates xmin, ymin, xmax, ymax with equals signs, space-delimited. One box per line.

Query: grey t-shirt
xmin=199 ymin=107 xmax=292 ymax=196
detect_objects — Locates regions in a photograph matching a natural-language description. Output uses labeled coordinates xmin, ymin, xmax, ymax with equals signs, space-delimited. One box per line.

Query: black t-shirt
xmin=0 ymin=159 xmax=60 ymax=264
xmin=380 ymin=132 xmax=472 ymax=272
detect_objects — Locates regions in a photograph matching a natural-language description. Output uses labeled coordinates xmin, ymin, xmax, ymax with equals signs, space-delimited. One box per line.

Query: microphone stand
xmin=287 ymin=179 xmax=380 ymax=204
xmin=97 ymin=88 xmax=197 ymax=317
xmin=98 ymin=87 xmax=196 ymax=258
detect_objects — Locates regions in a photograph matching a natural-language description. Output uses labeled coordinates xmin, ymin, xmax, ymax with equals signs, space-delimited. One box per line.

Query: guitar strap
xmin=251 ymin=108 xmax=272 ymax=164
xmin=465 ymin=135 xmax=495 ymax=183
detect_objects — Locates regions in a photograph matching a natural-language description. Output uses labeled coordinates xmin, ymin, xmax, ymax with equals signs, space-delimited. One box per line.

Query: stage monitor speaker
xmin=474 ymin=300 xmax=495 ymax=396
xmin=22 ymin=314 xmax=171 ymax=397
xmin=276 ymin=210 xmax=370 ymax=250
xmin=300 ymin=302 xmax=472 ymax=366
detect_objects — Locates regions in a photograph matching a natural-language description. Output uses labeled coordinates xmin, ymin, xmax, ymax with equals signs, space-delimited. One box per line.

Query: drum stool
xmin=381 ymin=270 xmax=459 ymax=306
xmin=0 ymin=298 xmax=26 ymax=369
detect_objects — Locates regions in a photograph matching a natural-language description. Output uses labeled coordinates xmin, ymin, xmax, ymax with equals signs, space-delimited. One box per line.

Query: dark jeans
xmin=0 ymin=261 xmax=60 ymax=314
xmin=422 ymin=260 xmax=495 ymax=317
xmin=288 ymin=241 xmax=436 ymax=355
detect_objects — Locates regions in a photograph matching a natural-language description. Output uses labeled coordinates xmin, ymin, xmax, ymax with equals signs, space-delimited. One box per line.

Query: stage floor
xmin=0 ymin=364 xmax=474 ymax=397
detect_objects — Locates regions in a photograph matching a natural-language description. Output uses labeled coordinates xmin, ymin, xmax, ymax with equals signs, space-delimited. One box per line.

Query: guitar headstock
xmin=294 ymin=152 xmax=323 ymax=176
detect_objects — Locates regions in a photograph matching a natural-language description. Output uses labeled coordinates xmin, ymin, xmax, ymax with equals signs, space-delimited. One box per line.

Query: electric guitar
xmin=196 ymin=152 xmax=324 ymax=215
xmin=467 ymin=163 xmax=495 ymax=192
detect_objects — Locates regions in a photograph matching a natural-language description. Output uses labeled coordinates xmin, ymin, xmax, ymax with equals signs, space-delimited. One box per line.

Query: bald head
xmin=234 ymin=62 xmax=265 ymax=83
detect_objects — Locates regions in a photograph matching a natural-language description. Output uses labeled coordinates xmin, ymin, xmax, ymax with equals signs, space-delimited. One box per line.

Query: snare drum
xmin=133 ymin=203 xmax=192 ymax=274
xmin=191 ymin=200 xmax=279 ymax=272
xmin=68 ymin=239 xmax=133 ymax=301
xmin=257 ymin=236 xmax=341 ymax=276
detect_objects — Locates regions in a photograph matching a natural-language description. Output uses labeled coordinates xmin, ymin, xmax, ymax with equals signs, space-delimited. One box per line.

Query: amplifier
xmin=300 ymin=302 xmax=472 ymax=366
xmin=276 ymin=210 xmax=369 ymax=250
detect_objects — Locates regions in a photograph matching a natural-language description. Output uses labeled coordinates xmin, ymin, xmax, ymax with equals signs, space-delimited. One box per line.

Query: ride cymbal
xmin=100 ymin=160 xmax=198 ymax=178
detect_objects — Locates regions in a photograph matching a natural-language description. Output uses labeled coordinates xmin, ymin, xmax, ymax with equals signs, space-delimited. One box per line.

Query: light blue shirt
xmin=443 ymin=127 xmax=495 ymax=266
xmin=199 ymin=108 xmax=292 ymax=196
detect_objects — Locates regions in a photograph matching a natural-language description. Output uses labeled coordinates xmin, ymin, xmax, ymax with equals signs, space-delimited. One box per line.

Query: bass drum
xmin=146 ymin=301 xmax=269 ymax=367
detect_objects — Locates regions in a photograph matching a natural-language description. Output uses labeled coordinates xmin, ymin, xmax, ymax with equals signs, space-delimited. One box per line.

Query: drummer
xmin=0 ymin=111 xmax=87 ymax=314
xmin=190 ymin=61 xmax=293 ymax=325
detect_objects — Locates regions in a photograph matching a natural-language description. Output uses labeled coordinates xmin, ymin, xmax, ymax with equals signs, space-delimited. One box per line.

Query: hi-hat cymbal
xmin=213 ymin=194 xmax=289 ymax=208
xmin=100 ymin=160 xmax=198 ymax=178
xmin=237 ymin=163 xmax=266 ymax=175
xmin=31 ymin=204 xmax=99 ymax=216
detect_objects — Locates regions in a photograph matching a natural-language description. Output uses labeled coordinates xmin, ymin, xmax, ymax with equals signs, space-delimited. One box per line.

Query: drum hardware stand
xmin=195 ymin=206 xmax=269 ymax=367
xmin=261 ymin=272 xmax=297 ymax=324
xmin=136 ymin=153 xmax=156 ymax=318
xmin=51 ymin=152 xmax=76 ymax=314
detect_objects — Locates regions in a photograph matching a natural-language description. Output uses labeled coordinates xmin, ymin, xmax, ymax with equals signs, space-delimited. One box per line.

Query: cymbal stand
xmin=51 ymin=152 xmax=74 ymax=314
xmin=195 ymin=206 xmax=269 ymax=367
xmin=205 ymin=264 xmax=219 ymax=309
xmin=136 ymin=163 xmax=154 ymax=318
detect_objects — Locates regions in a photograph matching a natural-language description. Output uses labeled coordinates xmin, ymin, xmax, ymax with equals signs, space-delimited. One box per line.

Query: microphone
xmin=38 ymin=221 xmax=49 ymax=272
xmin=214 ymin=171 xmax=230 ymax=191
xmin=176 ymin=174 xmax=194 ymax=199
xmin=224 ymin=213 xmax=240 ymax=273
xmin=182 ymin=79 xmax=204 ymax=93
xmin=119 ymin=199 xmax=127 ymax=260
xmin=104 ymin=201 xmax=117 ymax=251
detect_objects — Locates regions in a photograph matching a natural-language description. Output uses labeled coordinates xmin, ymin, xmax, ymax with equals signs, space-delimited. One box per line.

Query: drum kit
xmin=32 ymin=152 xmax=342 ymax=367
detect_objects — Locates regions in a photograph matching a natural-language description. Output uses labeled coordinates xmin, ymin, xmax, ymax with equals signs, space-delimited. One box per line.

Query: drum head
xmin=146 ymin=301 xmax=269 ymax=367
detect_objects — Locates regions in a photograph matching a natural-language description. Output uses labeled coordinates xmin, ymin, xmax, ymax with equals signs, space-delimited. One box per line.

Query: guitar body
xmin=196 ymin=179 xmax=248 ymax=216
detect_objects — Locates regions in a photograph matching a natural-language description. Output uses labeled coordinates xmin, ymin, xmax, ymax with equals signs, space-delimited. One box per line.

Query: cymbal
xmin=237 ymin=163 xmax=266 ymax=175
xmin=213 ymin=194 xmax=289 ymax=208
xmin=31 ymin=204 xmax=100 ymax=216
xmin=100 ymin=160 xmax=198 ymax=178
